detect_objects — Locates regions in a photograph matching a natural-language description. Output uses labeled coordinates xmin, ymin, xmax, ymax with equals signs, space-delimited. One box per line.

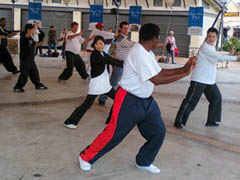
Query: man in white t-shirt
xmin=58 ymin=22 xmax=90 ymax=82
xmin=78 ymin=23 xmax=196 ymax=173
xmin=174 ymin=27 xmax=240 ymax=129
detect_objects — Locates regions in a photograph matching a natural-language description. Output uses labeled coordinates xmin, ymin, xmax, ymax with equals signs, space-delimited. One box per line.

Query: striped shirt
xmin=115 ymin=34 xmax=135 ymax=61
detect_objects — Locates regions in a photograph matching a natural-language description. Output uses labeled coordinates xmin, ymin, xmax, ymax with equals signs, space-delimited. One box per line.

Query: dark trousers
xmin=58 ymin=51 xmax=89 ymax=80
xmin=80 ymin=87 xmax=166 ymax=166
xmin=166 ymin=50 xmax=175 ymax=64
xmin=61 ymin=44 xmax=65 ymax=59
xmin=175 ymin=81 xmax=222 ymax=125
xmin=64 ymin=88 xmax=116 ymax=126
xmin=0 ymin=47 xmax=17 ymax=73
xmin=14 ymin=60 xmax=41 ymax=88
xmin=35 ymin=45 xmax=43 ymax=55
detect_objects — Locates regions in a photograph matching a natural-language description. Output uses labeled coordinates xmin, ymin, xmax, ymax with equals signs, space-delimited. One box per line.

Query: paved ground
xmin=0 ymin=55 xmax=240 ymax=180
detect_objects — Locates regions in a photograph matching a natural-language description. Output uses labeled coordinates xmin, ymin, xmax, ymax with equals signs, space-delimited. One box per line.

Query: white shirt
xmin=119 ymin=43 xmax=161 ymax=98
xmin=65 ymin=31 xmax=85 ymax=55
xmin=86 ymin=28 xmax=114 ymax=51
xmin=191 ymin=41 xmax=237 ymax=85
xmin=32 ymin=29 xmax=40 ymax=42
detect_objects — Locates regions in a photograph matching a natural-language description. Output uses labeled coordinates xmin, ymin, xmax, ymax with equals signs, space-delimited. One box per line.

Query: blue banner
xmin=90 ymin=5 xmax=103 ymax=23
xmin=129 ymin=6 xmax=142 ymax=25
xmin=28 ymin=2 xmax=42 ymax=21
xmin=188 ymin=7 xmax=204 ymax=35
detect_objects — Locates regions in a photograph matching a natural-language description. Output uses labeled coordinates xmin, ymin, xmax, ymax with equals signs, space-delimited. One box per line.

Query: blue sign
xmin=188 ymin=7 xmax=204 ymax=35
xmin=90 ymin=5 xmax=103 ymax=23
xmin=28 ymin=2 xmax=42 ymax=21
xmin=129 ymin=6 xmax=142 ymax=25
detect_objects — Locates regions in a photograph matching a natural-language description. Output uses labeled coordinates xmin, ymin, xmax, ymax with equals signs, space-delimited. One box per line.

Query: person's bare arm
xmin=67 ymin=31 xmax=83 ymax=40
xmin=156 ymin=43 xmax=165 ymax=48
xmin=35 ymin=40 xmax=48 ymax=47
xmin=8 ymin=31 xmax=19 ymax=37
xmin=84 ymin=35 xmax=95 ymax=44
xmin=150 ymin=56 xmax=196 ymax=85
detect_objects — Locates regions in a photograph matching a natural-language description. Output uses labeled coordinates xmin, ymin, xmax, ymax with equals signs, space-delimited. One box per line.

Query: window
xmin=95 ymin=0 xmax=103 ymax=5
xmin=154 ymin=0 xmax=163 ymax=7
xmin=172 ymin=0 xmax=181 ymax=7
xmin=52 ymin=0 xmax=61 ymax=3
xmin=233 ymin=28 xmax=240 ymax=39
xmin=202 ymin=0 xmax=209 ymax=9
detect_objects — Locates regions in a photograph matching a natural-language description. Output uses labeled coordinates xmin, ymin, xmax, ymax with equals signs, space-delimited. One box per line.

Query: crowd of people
xmin=1 ymin=16 xmax=240 ymax=174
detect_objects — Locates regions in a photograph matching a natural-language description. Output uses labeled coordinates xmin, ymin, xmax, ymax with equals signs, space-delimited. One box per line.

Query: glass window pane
xmin=154 ymin=0 xmax=163 ymax=6
xmin=95 ymin=0 xmax=103 ymax=5
xmin=172 ymin=0 xmax=181 ymax=7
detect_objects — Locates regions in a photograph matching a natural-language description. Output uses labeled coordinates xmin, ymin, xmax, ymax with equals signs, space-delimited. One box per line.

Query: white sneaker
xmin=64 ymin=123 xmax=77 ymax=129
xmin=136 ymin=164 xmax=161 ymax=174
xmin=79 ymin=156 xmax=92 ymax=171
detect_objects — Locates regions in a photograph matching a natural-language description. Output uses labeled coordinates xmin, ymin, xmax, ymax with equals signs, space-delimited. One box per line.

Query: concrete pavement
xmin=0 ymin=55 xmax=240 ymax=180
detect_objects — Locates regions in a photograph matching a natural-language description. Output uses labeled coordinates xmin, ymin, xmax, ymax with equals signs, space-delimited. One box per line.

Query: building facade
xmin=224 ymin=0 xmax=240 ymax=39
xmin=0 ymin=0 xmax=222 ymax=57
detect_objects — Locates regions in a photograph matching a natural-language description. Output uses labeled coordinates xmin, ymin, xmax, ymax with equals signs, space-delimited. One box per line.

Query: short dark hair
xmin=50 ymin=26 xmax=54 ymax=28
xmin=207 ymin=27 xmax=219 ymax=36
xmin=0 ymin=17 xmax=6 ymax=22
xmin=71 ymin=22 xmax=79 ymax=27
xmin=25 ymin=23 xmax=34 ymax=31
xmin=139 ymin=23 xmax=160 ymax=41
xmin=91 ymin=35 xmax=105 ymax=49
xmin=120 ymin=21 xmax=129 ymax=29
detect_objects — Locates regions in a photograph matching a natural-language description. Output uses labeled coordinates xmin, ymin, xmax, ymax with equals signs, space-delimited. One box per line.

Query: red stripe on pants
xmin=80 ymin=87 xmax=127 ymax=162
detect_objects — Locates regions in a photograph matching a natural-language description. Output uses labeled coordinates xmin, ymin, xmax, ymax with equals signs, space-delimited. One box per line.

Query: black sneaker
xmin=13 ymin=87 xmax=25 ymax=93
xmin=205 ymin=122 xmax=219 ymax=127
xmin=36 ymin=84 xmax=48 ymax=90
xmin=174 ymin=121 xmax=183 ymax=129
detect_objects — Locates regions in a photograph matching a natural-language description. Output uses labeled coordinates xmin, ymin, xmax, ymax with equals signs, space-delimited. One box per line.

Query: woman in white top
xmin=64 ymin=36 xmax=123 ymax=129
xmin=165 ymin=31 xmax=177 ymax=64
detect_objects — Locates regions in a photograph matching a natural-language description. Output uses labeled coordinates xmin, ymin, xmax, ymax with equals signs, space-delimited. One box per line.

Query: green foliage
xmin=223 ymin=37 xmax=240 ymax=53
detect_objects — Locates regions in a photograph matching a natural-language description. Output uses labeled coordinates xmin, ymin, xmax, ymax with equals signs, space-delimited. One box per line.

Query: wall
xmin=224 ymin=1 xmax=240 ymax=37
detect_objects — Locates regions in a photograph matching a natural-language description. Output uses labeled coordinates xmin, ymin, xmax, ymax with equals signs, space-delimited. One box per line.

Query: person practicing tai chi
xmin=174 ymin=27 xmax=240 ymax=129
xmin=58 ymin=22 xmax=92 ymax=82
xmin=77 ymin=23 xmax=196 ymax=173
xmin=0 ymin=17 xmax=20 ymax=74
xmin=64 ymin=36 xmax=123 ymax=129
xmin=13 ymin=24 xmax=48 ymax=93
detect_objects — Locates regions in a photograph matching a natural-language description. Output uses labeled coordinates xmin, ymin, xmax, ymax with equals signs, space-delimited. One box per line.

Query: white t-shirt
xmin=32 ymin=29 xmax=40 ymax=42
xmin=119 ymin=43 xmax=161 ymax=98
xmin=86 ymin=28 xmax=114 ymax=51
xmin=191 ymin=42 xmax=237 ymax=85
xmin=65 ymin=31 xmax=85 ymax=55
